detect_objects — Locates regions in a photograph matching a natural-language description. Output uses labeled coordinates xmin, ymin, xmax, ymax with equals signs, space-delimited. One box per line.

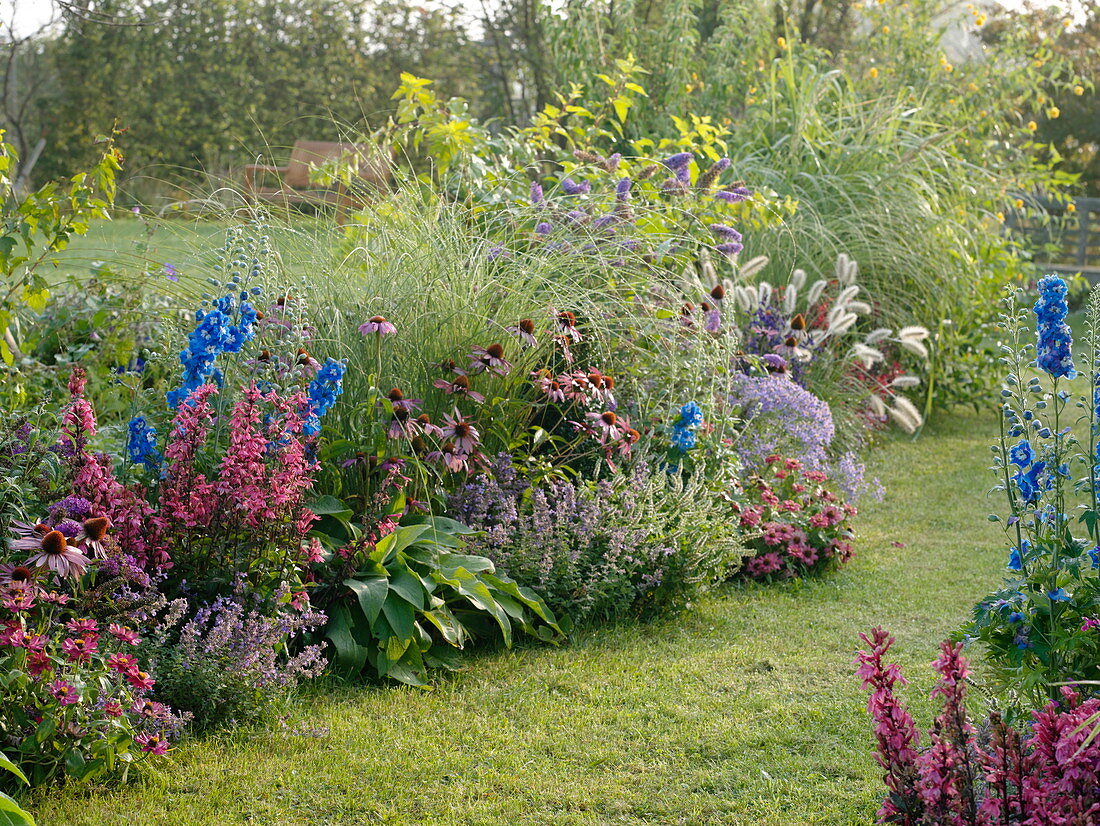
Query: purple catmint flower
xmin=535 ymin=221 xmax=553 ymax=235
xmin=615 ymin=178 xmax=632 ymax=200
xmin=715 ymin=186 xmax=752 ymax=203
xmin=529 ymin=181 xmax=544 ymax=205
xmin=730 ymin=374 xmax=835 ymax=473
xmin=560 ymin=178 xmax=590 ymax=195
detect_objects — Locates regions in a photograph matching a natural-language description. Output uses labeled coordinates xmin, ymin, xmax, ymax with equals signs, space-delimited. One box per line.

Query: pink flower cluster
xmin=735 ymin=455 xmax=856 ymax=579
xmin=856 ymin=627 xmax=1100 ymax=824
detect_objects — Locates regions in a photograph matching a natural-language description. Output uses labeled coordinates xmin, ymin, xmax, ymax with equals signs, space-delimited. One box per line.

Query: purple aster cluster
xmin=1033 ymin=274 xmax=1075 ymax=379
xmin=730 ymin=374 xmax=835 ymax=473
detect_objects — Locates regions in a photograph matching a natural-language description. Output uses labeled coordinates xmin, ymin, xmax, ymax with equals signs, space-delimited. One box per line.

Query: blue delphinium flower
xmin=670 ymin=426 xmax=697 ymax=452
xmin=1008 ymin=545 xmax=1023 ymax=572
xmin=1008 ymin=439 xmax=1036 ymax=467
xmin=1090 ymin=546 xmax=1100 ymax=568
xmin=1013 ymin=461 xmax=1047 ymax=503
xmin=127 ymin=416 xmax=161 ymax=469
xmin=304 ymin=358 xmax=346 ymax=436
xmin=678 ymin=401 xmax=703 ymax=428
xmin=1007 ymin=611 xmax=1025 ymax=623
xmin=167 ymin=293 xmax=258 ymax=408
xmin=1048 ymin=588 xmax=1070 ymax=602
xmin=1033 ymin=274 xmax=1076 ymax=379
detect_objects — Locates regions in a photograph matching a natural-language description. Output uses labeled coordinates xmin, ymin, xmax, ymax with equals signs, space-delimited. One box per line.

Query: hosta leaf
xmin=381 ymin=593 xmax=416 ymax=642
xmin=345 ymin=577 xmax=388 ymax=626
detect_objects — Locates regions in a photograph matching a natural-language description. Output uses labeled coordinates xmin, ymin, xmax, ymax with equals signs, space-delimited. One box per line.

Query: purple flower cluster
xmin=729 ymin=374 xmax=835 ymax=473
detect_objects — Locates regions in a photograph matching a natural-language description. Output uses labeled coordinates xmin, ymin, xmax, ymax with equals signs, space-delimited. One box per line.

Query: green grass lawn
xmin=30 ymin=411 xmax=1008 ymax=825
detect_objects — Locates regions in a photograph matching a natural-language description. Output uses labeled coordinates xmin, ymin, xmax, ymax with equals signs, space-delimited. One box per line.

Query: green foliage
xmin=0 ymin=751 xmax=34 ymax=826
xmin=0 ymin=131 xmax=120 ymax=375
xmin=315 ymin=514 xmax=564 ymax=686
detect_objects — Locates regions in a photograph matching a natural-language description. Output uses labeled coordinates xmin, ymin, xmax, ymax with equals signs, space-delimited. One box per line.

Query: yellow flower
xmin=1067 ymin=203 xmax=1077 ymax=214
xmin=968 ymin=82 xmax=979 ymax=92
xmin=777 ymin=36 xmax=787 ymax=49
xmin=975 ymin=14 xmax=986 ymax=26
xmin=1047 ymin=106 xmax=1060 ymax=119
xmin=943 ymin=62 xmax=953 ymax=73
xmin=869 ymin=67 xmax=879 ymax=79
xmin=1014 ymin=198 xmax=1024 ymax=209
xmin=882 ymin=25 xmax=891 ymax=34
xmin=1074 ymin=85 xmax=1084 ymax=96
xmin=996 ymin=212 xmax=1005 ymax=223
xmin=1026 ymin=120 xmax=1037 ymax=132
xmin=979 ymin=110 xmax=988 ymax=118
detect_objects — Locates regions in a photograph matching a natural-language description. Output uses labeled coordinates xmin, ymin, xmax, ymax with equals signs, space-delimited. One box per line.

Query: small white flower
xmin=836 ymin=253 xmax=859 ymax=285
xmin=868 ymin=394 xmax=887 ymax=418
xmin=865 ymin=328 xmax=893 ymax=344
xmin=735 ymin=286 xmax=757 ymax=311
xmin=892 ymin=396 xmax=924 ymax=431
xmin=848 ymin=300 xmax=872 ymax=315
xmin=757 ymin=282 xmax=773 ymax=306
xmin=888 ymin=403 xmax=921 ymax=434
xmin=852 ymin=343 xmax=885 ymax=368
xmin=836 ymin=285 xmax=861 ymax=306
xmin=789 ymin=268 xmax=807 ymax=290
xmin=828 ymin=312 xmax=859 ymax=337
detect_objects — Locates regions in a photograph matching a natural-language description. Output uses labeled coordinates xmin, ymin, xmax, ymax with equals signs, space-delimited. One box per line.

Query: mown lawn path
xmin=37 ymin=414 xmax=1005 ymax=825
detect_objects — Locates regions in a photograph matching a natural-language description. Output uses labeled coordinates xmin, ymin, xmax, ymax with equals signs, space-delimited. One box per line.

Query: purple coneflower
xmin=386 ymin=388 xmax=421 ymax=414
xmin=18 ymin=529 xmax=90 ymax=578
xmin=555 ymin=311 xmax=582 ymax=342
xmin=441 ymin=410 xmax=480 ymax=454
xmin=468 ymin=343 xmax=512 ymax=376
xmin=77 ymin=516 xmax=111 ymax=558
xmin=505 ymin=319 xmax=538 ymax=348
xmin=585 ymin=410 xmax=628 ymax=443
xmin=0 ymin=562 xmax=36 ymax=589
xmin=433 ymin=373 xmax=485 ymax=403
xmin=358 ymin=315 xmax=396 ymax=336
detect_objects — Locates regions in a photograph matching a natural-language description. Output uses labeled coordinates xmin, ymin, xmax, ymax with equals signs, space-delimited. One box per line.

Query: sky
xmin=0 ymin=0 xmax=1089 ymax=37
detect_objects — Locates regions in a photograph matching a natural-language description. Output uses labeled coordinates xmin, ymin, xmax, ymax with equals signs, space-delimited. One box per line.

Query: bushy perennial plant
xmin=857 ymin=628 xmax=1100 ymax=825
xmin=968 ymin=277 xmax=1100 ymax=699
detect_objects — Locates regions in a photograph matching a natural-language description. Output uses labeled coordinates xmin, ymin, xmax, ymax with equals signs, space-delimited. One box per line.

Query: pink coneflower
xmin=532 ymin=371 xmax=566 ymax=403
xmin=21 ymin=530 xmax=89 ymax=578
xmin=48 ymin=679 xmax=80 ymax=705
xmin=358 ymin=315 xmax=396 ymax=336
xmin=413 ymin=414 xmax=444 ymax=438
xmin=468 ymin=343 xmax=512 ymax=376
xmin=76 ymin=516 xmax=111 ymax=558
xmin=387 ymin=409 xmax=413 ymax=440
xmin=555 ymin=311 xmax=582 ymax=342
xmin=427 ymin=441 xmax=472 ymax=473
xmin=108 ymin=623 xmax=141 ymax=646
xmin=386 ymin=388 xmax=421 ymax=414
xmin=440 ymin=410 xmax=480 ymax=454
xmin=506 ymin=319 xmax=539 ymax=348
xmin=584 ymin=411 xmax=627 ymax=443
xmin=0 ymin=562 xmax=37 ymax=588
xmin=433 ymin=373 xmax=485 ymax=403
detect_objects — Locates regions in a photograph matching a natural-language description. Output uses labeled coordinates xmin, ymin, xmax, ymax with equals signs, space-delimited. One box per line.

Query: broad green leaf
xmin=381 ymin=593 xmax=416 ymax=642
xmin=323 ymin=604 xmax=367 ymax=674
xmin=345 ymin=577 xmax=388 ymax=625
xmin=0 ymin=753 xmax=28 ymax=786
xmin=388 ymin=567 xmax=426 ymax=609
xmin=0 ymin=792 xmax=35 ymax=826
xmin=309 ymin=495 xmax=354 ymax=521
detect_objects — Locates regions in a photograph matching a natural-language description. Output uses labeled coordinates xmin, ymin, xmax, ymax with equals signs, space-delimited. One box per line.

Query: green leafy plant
xmin=0 ymin=750 xmax=35 ymax=826
xmin=314 ymin=512 xmax=564 ymax=687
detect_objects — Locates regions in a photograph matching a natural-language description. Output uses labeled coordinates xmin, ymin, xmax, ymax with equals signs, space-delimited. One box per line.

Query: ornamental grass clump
xmin=967 ymin=277 xmax=1100 ymax=701
xmin=856 ymin=627 xmax=1100 ymax=825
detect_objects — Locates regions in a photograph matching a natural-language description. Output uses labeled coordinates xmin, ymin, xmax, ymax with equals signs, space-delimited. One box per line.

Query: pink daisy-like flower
xmin=22 ymin=530 xmax=89 ymax=578
xmin=108 ymin=623 xmax=141 ymax=646
xmin=433 ymin=374 xmax=485 ymax=403
xmin=102 ymin=698 xmax=124 ymax=717
xmin=532 ymin=371 xmax=566 ymax=403
xmin=134 ymin=731 xmax=169 ymax=755
xmin=584 ymin=411 xmax=628 ymax=444
xmin=61 ymin=635 xmax=98 ymax=664
xmin=76 ymin=516 xmax=111 ymax=558
xmin=505 ymin=319 xmax=539 ymax=348
xmin=26 ymin=651 xmax=52 ymax=677
xmin=440 ymin=410 xmax=480 ymax=454
xmin=2 ymin=588 xmax=35 ymax=612
xmin=358 ymin=315 xmax=396 ymax=336
xmin=413 ymin=414 xmax=444 ymax=439
xmin=426 ymin=441 xmax=475 ymax=474
xmin=66 ymin=618 xmax=99 ymax=635
xmin=555 ymin=311 xmax=583 ymax=342
xmin=48 ymin=679 xmax=80 ymax=706
xmin=386 ymin=388 xmax=421 ymax=414
xmin=468 ymin=343 xmax=512 ymax=376
xmin=0 ymin=562 xmax=37 ymax=589
xmin=107 ymin=652 xmax=138 ymax=673
xmin=126 ymin=670 xmax=156 ymax=691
